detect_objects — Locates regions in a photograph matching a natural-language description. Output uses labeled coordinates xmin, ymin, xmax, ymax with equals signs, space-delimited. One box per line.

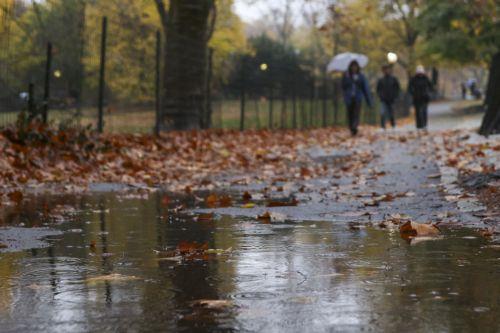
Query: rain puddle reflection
xmin=0 ymin=192 xmax=499 ymax=332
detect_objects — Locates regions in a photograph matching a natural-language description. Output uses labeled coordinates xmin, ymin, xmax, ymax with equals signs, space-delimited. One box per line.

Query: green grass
xmin=0 ymin=98 xmax=381 ymax=133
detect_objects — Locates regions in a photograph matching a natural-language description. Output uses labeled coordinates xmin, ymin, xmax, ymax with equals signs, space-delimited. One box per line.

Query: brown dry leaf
xmin=0 ymin=243 xmax=7 ymax=249
xmin=205 ymin=194 xmax=218 ymax=208
xmin=8 ymin=191 xmax=23 ymax=204
xmin=257 ymin=211 xmax=272 ymax=223
xmin=242 ymin=191 xmax=252 ymax=201
xmin=266 ymin=199 xmax=298 ymax=207
xmin=400 ymin=221 xmax=440 ymax=238
xmin=196 ymin=213 xmax=214 ymax=222
xmin=478 ymin=228 xmax=495 ymax=238
xmin=191 ymin=299 xmax=233 ymax=310
xmin=86 ymin=274 xmax=140 ymax=283
xmin=177 ymin=241 xmax=209 ymax=254
xmin=219 ymin=195 xmax=233 ymax=207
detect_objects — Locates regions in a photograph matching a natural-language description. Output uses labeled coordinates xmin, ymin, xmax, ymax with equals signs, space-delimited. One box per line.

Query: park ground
xmin=0 ymin=101 xmax=499 ymax=332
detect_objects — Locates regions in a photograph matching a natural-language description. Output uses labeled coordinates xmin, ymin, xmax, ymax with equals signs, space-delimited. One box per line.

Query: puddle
xmin=0 ymin=192 xmax=499 ymax=332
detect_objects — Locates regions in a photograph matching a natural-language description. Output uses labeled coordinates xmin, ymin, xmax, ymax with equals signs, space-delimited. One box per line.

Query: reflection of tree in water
xmin=135 ymin=192 xmax=238 ymax=330
xmin=98 ymin=198 xmax=112 ymax=305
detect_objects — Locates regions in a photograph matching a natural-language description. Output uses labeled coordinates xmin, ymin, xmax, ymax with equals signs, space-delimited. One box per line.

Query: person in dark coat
xmin=341 ymin=60 xmax=373 ymax=136
xmin=408 ymin=65 xmax=433 ymax=130
xmin=376 ymin=64 xmax=400 ymax=129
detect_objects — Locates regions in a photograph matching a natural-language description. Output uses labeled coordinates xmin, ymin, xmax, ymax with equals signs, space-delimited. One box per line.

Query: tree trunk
xmin=479 ymin=52 xmax=500 ymax=136
xmin=160 ymin=0 xmax=214 ymax=130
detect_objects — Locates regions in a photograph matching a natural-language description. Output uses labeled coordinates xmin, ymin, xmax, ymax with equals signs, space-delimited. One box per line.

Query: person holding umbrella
xmin=341 ymin=60 xmax=373 ymax=136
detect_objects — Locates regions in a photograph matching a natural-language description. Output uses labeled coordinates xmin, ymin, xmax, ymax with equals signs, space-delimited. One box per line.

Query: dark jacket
xmin=341 ymin=72 xmax=373 ymax=107
xmin=408 ymin=74 xmax=433 ymax=103
xmin=376 ymin=74 xmax=400 ymax=104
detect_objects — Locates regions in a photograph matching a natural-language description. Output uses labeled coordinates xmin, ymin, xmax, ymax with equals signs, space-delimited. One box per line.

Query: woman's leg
xmin=422 ymin=103 xmax=429 ymax=129
xmin=352 ymin=101 xmax=361 ymax=135
xmin=414 ymin=102 xmax=422 ymax=129
xmin=347 ymin=101 xmax=355 ymax=135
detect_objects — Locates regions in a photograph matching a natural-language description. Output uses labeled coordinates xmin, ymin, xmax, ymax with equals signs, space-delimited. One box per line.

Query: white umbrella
xmin=327 ymin=52 xmax=369 ymax=73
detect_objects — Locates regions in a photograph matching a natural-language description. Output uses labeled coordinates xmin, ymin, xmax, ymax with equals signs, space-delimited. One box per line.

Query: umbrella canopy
xmin=327 ymin=52 xmax=369 ymax=73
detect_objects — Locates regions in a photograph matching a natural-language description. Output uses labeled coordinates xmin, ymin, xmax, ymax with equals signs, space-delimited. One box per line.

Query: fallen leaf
xmin=205 ymin=247 xmax=232 ymax=254
xmin=8 ymin=191 xmax=23 ymax=204
xmin=242 ymin=191 xmax=252 ymax=201
xmin=266 ymin=199 xmax=298 ymax=207
xmin=191 ymin=299 xmax=233 ymax=310
xmin=86 ymin=274 xmax=140 ymax=283
xmin=205 ymin=194 xmax=218 ymax=208
xmin=257 ymin=211 xmax=272 ymax=223
xmin=195 ymin=213 xmax=214 ymax=222
xmin=400 ymin=221 xmax=440 ymax=239
xmin=242 ymin=203 xmax=256 ymax=209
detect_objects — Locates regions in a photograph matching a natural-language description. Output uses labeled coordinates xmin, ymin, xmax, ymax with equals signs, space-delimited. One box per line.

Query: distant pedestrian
xmin=376 ymin=64 xmax=400 ymax=129
xmin=408 ymin=65 xmax=433 ymax=131
xmin=461 ymin=82 xmax=467 ymax=100
xmin=342 ymin=60 xmax=373 ymax=136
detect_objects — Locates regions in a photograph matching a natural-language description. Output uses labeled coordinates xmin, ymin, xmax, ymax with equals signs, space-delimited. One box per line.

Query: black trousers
xmin=347 ymin=99 xmax=361 ymax=135
xmin=414 ymin=101 xmax=428 ymax=129
xmin=380 ymin=101 xmax=396 ymax=128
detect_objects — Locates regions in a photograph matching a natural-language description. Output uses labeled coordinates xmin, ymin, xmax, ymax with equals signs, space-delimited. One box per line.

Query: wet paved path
xmin=1 ymin=102 xmax=499 ymax=332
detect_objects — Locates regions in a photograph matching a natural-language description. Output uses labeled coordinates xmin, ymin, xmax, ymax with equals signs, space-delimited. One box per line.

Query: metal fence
xmin=0 ymin=2 xmax=381 ymax=134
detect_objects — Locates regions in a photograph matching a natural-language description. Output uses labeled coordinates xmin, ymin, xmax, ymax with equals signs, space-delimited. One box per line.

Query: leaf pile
xmin=0 ymin=125 xmax=377 ymax=204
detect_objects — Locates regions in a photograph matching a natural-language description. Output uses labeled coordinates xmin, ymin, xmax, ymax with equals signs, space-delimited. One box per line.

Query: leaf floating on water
xmin=205 ymin=247 xmax=232 ymax=255
xmin=205 ymin=194 xmax=233 ymax=208
xmin=177 ymin=241 xmax=209 ymax=254
xmin=205 ymin=194 xmax=218 ymax=208
xmin=191 ymin=299 xmax=233 ymax=310
xmin=86 ymin=273 xmax=140 ymax=283
xmin=400 ymin=221 xmax=440 ymax=239
xmin=257 ymin=211 xmax=287 ymax=223
xmin=478 ymin=228 xmax=495 ymax=239
xmin=257 ymin=211 xmax=272 ymax=223
xmin=195 ymin=213 xmax=214 ymax=222
xmin=266 ymin=198 xmax=298 ymax=207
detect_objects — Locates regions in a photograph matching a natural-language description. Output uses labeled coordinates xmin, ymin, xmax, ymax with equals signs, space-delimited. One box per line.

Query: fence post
xmin=268 ymin=84 xmax=273 ymax=129
xmin=333 ymin=78 xmax=339 ymax=125
xmin=28 ymin=83 xmax=35 ymax=117
xmin=322 ymin=76 xmax=327 ymax=127
xmin=309 ymin=78 xmax=315 ymax=128
xmin=239 ymin=63 xmax=246 ymax=131
xmin=154 ymin=30 xmax=162 ymax=135
xmin=204 ymin=47 xmax=214 ymax=129
xmin=42 ymin=42 xmax=52 ymax=124
xmin=97 ymin=16 xmax=108 ymax=133
xmin=280 ymin=88 xmax=286 ymax=129
xmin=292 ymin=80 xmax=297 ymax=129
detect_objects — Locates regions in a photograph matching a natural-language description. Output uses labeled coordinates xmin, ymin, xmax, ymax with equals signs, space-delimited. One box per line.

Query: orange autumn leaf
xmin=400 ymin=221 xmax=440 ymax=238
xmin=8 ymin=191 xmax=23 ymax=204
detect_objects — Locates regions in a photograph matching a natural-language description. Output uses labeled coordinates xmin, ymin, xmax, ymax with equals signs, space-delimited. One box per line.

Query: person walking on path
xmin=408 ymin=65 xmax=433 ymax=131
xmin=376 ymin=64 xmax=400 ymax=129
xmin=342 ymin=60 xmax=373 ymax=136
